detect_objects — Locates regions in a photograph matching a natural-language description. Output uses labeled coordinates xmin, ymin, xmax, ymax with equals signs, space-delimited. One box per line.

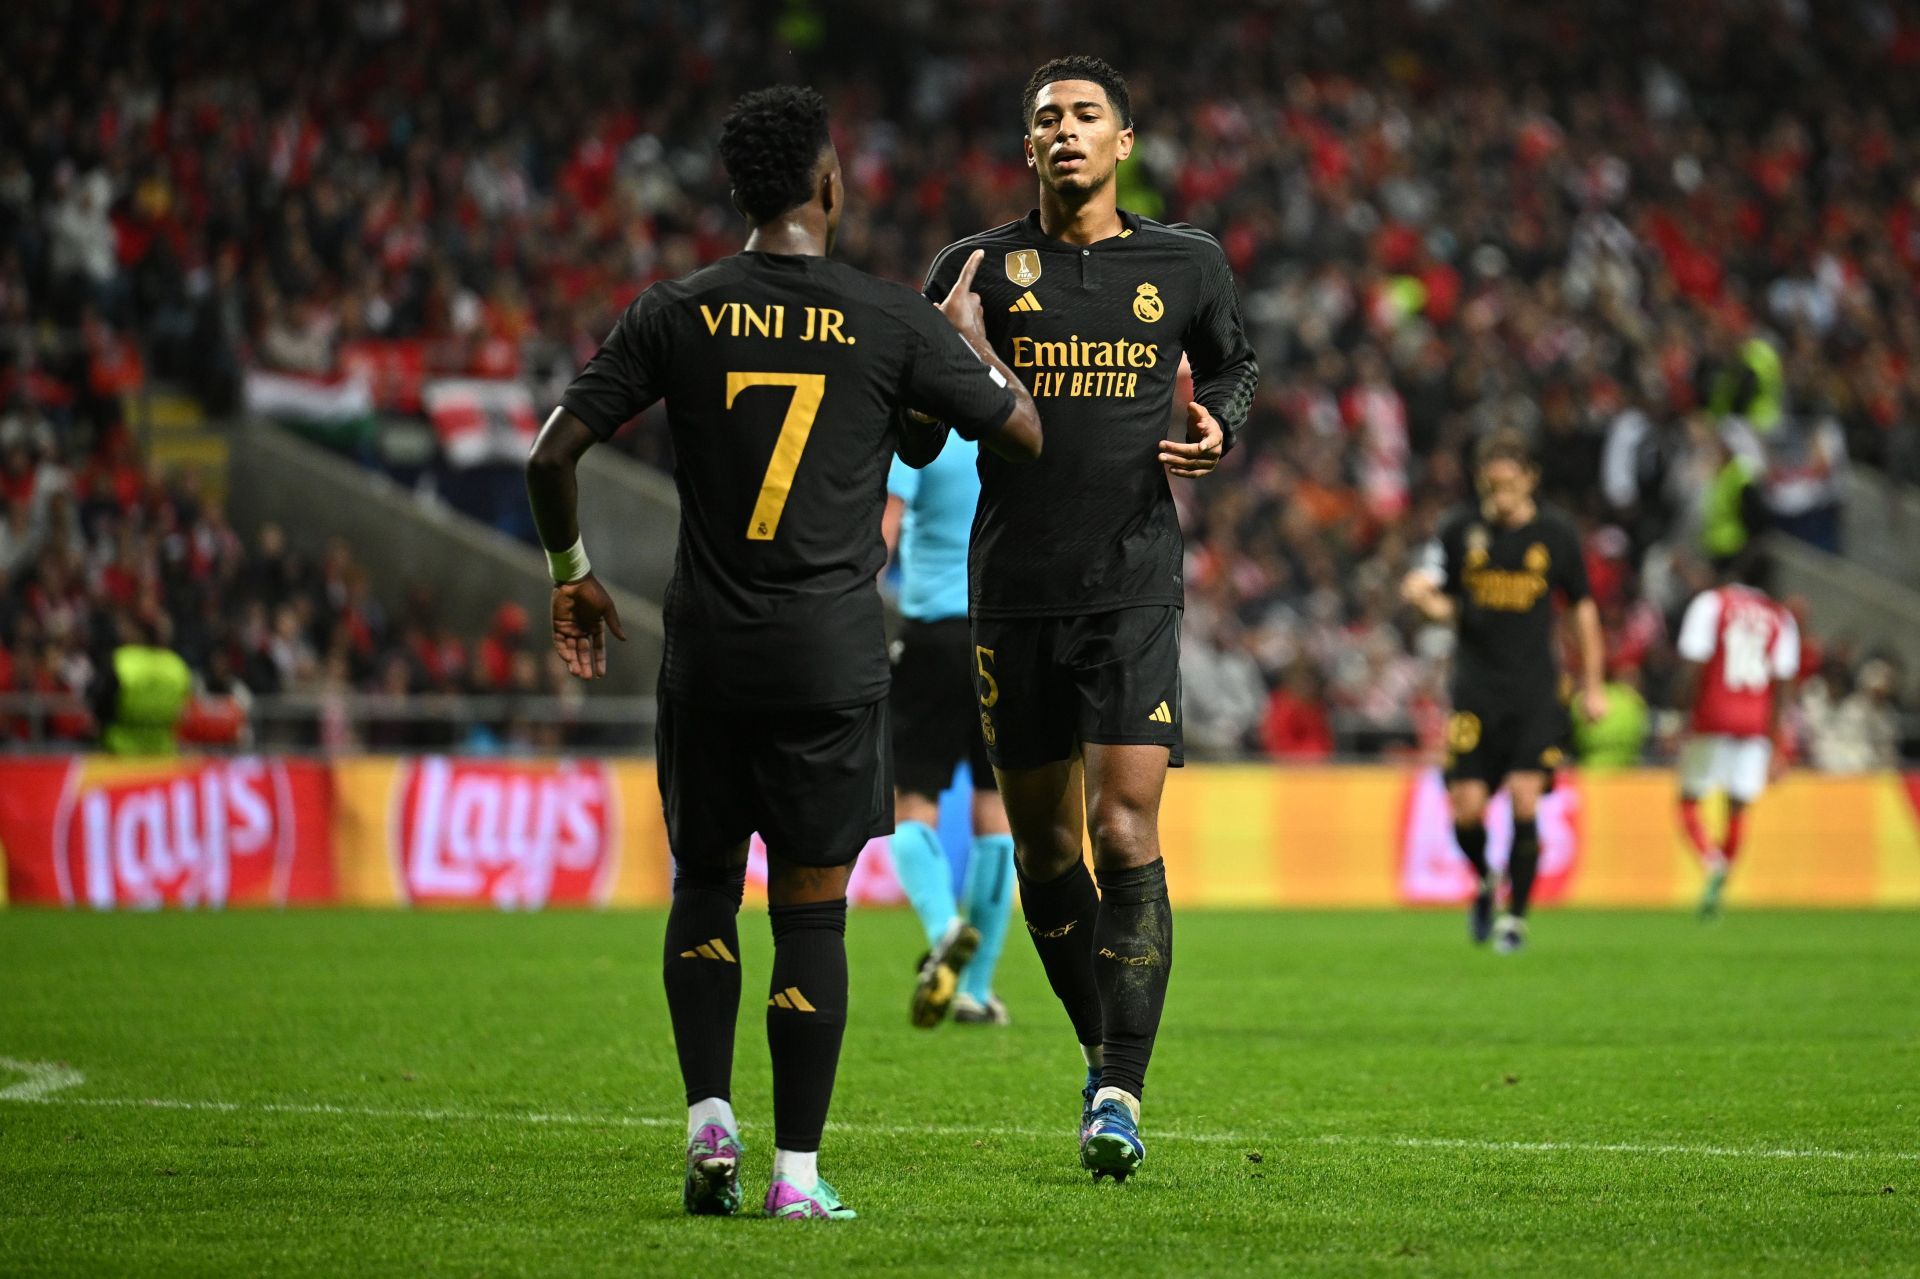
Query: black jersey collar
xmin=1020 ymin=207 xmax=1141 ymax=250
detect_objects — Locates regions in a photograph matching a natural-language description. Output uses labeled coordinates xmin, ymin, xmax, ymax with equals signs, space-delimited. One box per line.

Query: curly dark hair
xmin=717 ymin=85 xmax=832 ymax=223
xmin=1021 ymin=55 xmax=1132 ymax=129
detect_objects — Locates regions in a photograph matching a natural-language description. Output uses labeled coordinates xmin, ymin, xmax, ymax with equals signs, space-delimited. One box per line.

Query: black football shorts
xmin=891 ymin=617 xmax=998 ymax=799
xmin=969 ymin=606 xmax=1184 ymax=771
xmin=655 ymin=695 xmax=892 ymax=868
xmin=1441 ymin=696 xmax=1569 ymax=791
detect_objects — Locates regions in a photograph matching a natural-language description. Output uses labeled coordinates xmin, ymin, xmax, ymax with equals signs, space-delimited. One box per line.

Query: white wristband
xmin=546 ymin=536 xmax=591 ymax=584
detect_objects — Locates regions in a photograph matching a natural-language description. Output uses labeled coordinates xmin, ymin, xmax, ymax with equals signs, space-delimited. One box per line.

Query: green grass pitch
xmin=2 ymin=908 xmax=1916 ymax=1276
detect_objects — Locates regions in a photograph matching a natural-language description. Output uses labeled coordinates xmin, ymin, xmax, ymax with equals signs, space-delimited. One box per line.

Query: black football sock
xmin=1017 ymin=859 xmax=1105 ymax=1051
xmin=765 ymin=898 xmax=849 ymax=1153
xmin=1508 ymin=817 xmax=1540 ymax=917
xmin=1455 ymin=822 xmax=1491 ymax=884
xmin=1090 ymin=859 xmax=1173 ymax=1103
xmin=662 ymin=865 xmax=746 ymax=1106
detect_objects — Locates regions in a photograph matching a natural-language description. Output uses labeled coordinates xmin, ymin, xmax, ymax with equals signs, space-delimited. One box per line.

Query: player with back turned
xmin=1402 ymin=430 xmax=1607 ymax=954
xmin=525 ymin=87 xmax=1039 ymax=1222
xmin=1671 ymin=550 xmax=1800 ymax=918
xmin=920 ymin=55 xmax=1258 ymax=1181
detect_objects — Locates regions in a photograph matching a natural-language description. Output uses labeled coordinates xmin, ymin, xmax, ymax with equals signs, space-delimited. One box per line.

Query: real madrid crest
xmin=1133 ymin=282 xmax=1164 ymax=323
xmin=1524 ymin=542 xmax=1550 ymax=573
xmin=1006 ymin=250 xmax=1042 ymax=287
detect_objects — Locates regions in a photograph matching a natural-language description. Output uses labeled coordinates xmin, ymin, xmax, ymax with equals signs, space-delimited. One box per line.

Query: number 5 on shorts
xmin=727 ymin=372 xmax=826 ymax=541
xmin=975 ymin=645 xmax=999 ymax=708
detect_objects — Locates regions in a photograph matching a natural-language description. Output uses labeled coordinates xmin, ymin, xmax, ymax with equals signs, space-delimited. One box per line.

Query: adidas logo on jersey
xmin=1009 ymin=291 xmax=1043 ymax=313
xmin=768 ymin=987 xmax=817 ymax=1012
xmin=1148 ymin=701 xmax=1174 ymax=724
xmin=680 ymin=938 xmax=738 ymax=963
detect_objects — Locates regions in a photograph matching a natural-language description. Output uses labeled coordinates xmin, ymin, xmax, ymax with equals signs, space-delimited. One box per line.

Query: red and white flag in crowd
xmin=423 ymin=378 xmax=540 ymax=468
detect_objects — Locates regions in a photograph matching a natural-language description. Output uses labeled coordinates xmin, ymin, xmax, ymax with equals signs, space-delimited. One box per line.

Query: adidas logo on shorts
xmin=1148 ymin=701 xmax=1174 ymax=724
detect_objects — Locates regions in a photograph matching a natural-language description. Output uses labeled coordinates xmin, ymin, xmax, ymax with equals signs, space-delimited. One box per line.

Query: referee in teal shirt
xmin=884 ymin=439 xmax=1016 ymax=1028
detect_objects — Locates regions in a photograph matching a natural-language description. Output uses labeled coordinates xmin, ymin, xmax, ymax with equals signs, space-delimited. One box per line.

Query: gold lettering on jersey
xmin=1010 ymin=335 xmax=1159 ymax=369
xmin=693 ymin=303 xmax=853 ymax=344
xmin=1133 ymin=282 xmax=1164 ymax=323
xmin=1029 ymin=371 xmax=1141 ymax=397
xmin=1012 ymin=334 xmax=1155 ymax=398
xmin=1006 ymin=250 xmax=1042 ymax=286
xmin=699 ymin=302 xmax=787 ymax=339
xmin=799 ymin=307 xmax=855 ymax=345
xmin=1464 ymin=566 xmax=1549 ymax=612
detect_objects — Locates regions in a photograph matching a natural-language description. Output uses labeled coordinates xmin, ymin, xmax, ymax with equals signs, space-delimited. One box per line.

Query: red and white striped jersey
xmin=1676 ymin=585 xmax=1800 ymax=737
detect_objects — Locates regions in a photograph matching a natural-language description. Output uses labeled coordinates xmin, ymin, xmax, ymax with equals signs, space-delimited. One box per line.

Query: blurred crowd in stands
xmin=2 ymin=0 xmax=1918 ymax=760
xmin=0 ymin=431 xmax=580 ymax=749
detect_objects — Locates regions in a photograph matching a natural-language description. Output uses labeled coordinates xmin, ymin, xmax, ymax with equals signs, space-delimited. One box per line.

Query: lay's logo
xmin=394 ymin=759 xmax=616 ymax=908
xmin=51 ymin=759 xmax=300 ymax=909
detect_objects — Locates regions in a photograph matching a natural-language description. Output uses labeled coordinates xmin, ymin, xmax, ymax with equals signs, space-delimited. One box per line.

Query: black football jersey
xmin=1423 ymin=503 xmax=1591 ymax=705
xmin=561 ymin=252 xmax=1017 ymax=709
xmin=923 ymin=210 xmax=1258 ymax=618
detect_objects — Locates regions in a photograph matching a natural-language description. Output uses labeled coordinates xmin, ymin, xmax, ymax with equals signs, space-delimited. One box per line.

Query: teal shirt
xmin=888 ymin=440 xmax=978 ymax=622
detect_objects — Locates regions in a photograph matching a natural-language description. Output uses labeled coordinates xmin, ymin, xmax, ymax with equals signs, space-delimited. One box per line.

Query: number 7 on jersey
xmin=727 ymin=371 xmax=826 ymax=541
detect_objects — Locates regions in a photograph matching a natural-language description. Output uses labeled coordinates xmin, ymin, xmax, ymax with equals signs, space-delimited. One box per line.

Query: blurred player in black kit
xmin=1402 ymin=429 xmax=1607 ymax=955
xmin=527 ymin=86 xmax=1039 ymax=1221
xmin=919 ymin=55 xmax=1258 ymax=1182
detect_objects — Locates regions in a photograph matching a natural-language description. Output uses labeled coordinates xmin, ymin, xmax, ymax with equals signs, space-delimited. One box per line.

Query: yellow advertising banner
xmin=329 ymin=756 xmax=671 ymax=908
xmin=7 ymin=759 xmax=1919 ymax=909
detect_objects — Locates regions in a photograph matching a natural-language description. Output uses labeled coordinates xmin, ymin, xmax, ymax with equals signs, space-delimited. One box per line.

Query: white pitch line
xmin=1312 ymin=1134 xmax=1920 ymax=1163
xmin=0 ymin=1057 xmax=86 ymax=1102
xmin=3 ymin=1093 xmax=1916 ymax=1164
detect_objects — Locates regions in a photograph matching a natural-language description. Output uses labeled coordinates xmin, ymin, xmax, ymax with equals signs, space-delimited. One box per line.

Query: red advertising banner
xmin=0 ymin=757 xmax=335 ymax=908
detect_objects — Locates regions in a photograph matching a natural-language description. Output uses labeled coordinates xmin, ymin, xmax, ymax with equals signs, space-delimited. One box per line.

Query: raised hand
xmin=1159 ymin=401 xmax=1224 ymax=478
xmin=938 ymin=249 xmax=988 ymax=342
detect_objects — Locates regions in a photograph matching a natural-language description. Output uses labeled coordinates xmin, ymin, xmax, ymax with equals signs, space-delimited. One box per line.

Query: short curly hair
xmin=1021 ymin=55 xmax=1133 ymax=130
xmin=718 ymin=86 xmax=832 ymax=223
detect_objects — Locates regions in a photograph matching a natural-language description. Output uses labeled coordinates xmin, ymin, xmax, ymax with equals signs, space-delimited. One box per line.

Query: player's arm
xmin=1670 ymin=591 xmax=1718 ymax=720
xmin=1571 ymin=597 xmax=1607 ymax=721
xmin=1669 ymin=660 xmax=1702 ymax=720
xmin=894 ymin=408 xmax=950 ymax=469
xmin=881 ymin=495 xmax=906 ymax=559
xmin=1400 ymin=534 xmax=1456 ymax=624
xmin=527 ymin=409 xmax=626 ymax=680
xmin=1555 ymin=519 xmax=1607 ymax=721
xmin=528 ymin=297 xmax=662 ymax=679
xmin=905 ymin=249 xmax=1042 ymax=463
xmin=881 ymin=457 xmax=916 ymax=564
xmin=1164 ymin=239 xmax=1259 ymax=479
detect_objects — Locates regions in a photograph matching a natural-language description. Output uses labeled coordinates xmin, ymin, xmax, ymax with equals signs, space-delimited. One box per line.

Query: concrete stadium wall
xmin=226 ymin=423 xmax=663 ymax=695
xmin=1836 ymin=470 xmax=1920 ymax=591
xmin=1769 ymin=533 xmax=1920 ymax=674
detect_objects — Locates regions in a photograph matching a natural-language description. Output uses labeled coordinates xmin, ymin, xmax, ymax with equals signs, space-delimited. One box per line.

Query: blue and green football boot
xmin=1080 ymin=1096 xmax=1145 ymax=1182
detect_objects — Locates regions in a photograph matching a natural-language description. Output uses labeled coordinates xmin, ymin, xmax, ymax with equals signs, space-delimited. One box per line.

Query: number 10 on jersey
xmin=727 ymin=371 xmax=826 ymax=541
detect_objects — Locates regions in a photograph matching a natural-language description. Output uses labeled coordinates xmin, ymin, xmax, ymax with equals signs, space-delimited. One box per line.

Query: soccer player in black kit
xmin=920 ymin=56 xmax=1258 ymax=1181
xmin=1401 ymin=430 xmax=1607 ymax=954
xmin=526 ymin=87 xmax=1040 ymax=1221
